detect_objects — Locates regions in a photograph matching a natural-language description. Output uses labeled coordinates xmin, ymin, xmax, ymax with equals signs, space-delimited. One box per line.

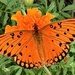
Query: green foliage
xmin=0 ymin=0 xmax=75 ymax=75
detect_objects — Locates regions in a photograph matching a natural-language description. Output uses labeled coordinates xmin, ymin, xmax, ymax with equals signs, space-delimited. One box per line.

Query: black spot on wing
xmin=10 ymin=33 xmax=15 ymax=39
xmin=53 ymin=26 xmax=56 ymax=29
xmin=59 ymin=42 xmax=62 ymax=47
xmin=7 ymin=52 xmax=11 ymax=56
xmin=10 ymin=33 xmax=14 ymax=36
xmin=19 ymin=32 xmax=23 ymax=35
xmin=58 ymin=22 xmax=62 ymax=28
xmin=52 ymin=49 xmax=55 ymax=51
xmin=69 ymin=38 xmax=74 ymax=41
xmin=51 ymin=40 xmax=54 ymax=42
xmin=17 ymin=35 xmax=20 ymax=38
xmin=25 ymin=46 xmax=28 ymax=48
xmin=50 ymin=24 xmax=53 ymax=28
xmin=67 ymin=29 xmax=69 ymax=31
xmin=58 ymin=22 xmax=62 ymax=25
xmin=0 ymin=49 xmax=2 ymax=51
xmin=6 ymin=43 xmax=9 ymax=46
xmin=56 ymin=34 xmax=59 ymax=37
xmin=3 ymin=50 xmax=7 ymax=54
xmin=72 ymin=34 xmax=75 ymax=37
xmin=12 ymin=54 xmax=16 ymax=57
xmin=18 ymin=43 xmax=21 ymax=46
xmin=11 ymin=44 xmax=13 ymax=47
xmin=66 ymin=42 xmax=70 ymax=44
xmin=64 ymin=32 xmax=66 ymax=35
xmin=29 ymin=55 xmax=31 ymax=57
xmin=19 ymin=52 xmax=22 ymax=56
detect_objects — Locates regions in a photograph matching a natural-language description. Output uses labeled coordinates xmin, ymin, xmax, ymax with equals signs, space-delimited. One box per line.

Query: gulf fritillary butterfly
xmin=0 ymin=8 xmax=75 ymax=68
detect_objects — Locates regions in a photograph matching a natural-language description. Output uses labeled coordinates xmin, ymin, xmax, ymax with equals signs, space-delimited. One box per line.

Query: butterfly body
xmin=32 ymin=24 xmax=46 ymax=65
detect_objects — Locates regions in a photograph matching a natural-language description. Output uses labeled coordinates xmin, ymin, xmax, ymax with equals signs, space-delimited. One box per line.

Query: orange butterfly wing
xmin=0 ymin=31 xmax=43 ymax=68
xmin=41 ymin=19 xmax=75 ymax=66
xmin=0 ymin=19 xmax=75 ymax=68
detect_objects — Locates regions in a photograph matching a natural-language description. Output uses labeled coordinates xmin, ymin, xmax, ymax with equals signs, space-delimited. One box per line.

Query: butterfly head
xmin=33 ymin=23 xmax=39 ymax=33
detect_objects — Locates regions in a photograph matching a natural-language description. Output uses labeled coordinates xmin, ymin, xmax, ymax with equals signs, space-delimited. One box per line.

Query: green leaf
xmin=62 ymin=4 xmax=75 ymax=11
xmin=24 ymin=69 xmax=35 ymax=75
xmin=11 ymin=7 xmax=20 ymax=12
xmin=0 ymin=60 xmax=11 ymax=68
xmin=0 ymin=68 xmax=7 ymax=75
xmin=15 ymin=68 xmax=22 ymax=75
xmin=71 ymin=66 xmax=74 ymax=75
xmin=0 ymin=0 xmax=8 ymax=5
xmin=43 ymin=0 xmax=47 ymax=9
xmin=38 ymin=0 xmax=47 ymax=10
xmin=53 ymin=12 xmax=59 ymax=17
xmin=47 ymin=1 xmax=55 ymax=12
xmin=0 ymin=60 xmax=11 ymax=67
xmin=60 ymin=12 xmax=71 ymax=18
xmin=57 ymin=14 xmax=65 ymax=20
xmin=32 ymin=3 xmax=41 ymax=7
xmin=5 ymin=0 xmax=17 ymax=10
xmin=66 ymin=56 xmax=74 ymax=65
xmin=56 ymin=70 xmax=61 ymax=75
xmin=9 ymin=66 xmax=21 ymax=71
xmin=63 ymin=68 xmax=67 ymax=75
xmin=0 ymin=56 xmax=7 ymax=65
xmin=38 ymin=71 xmax=43 ymax=75
xmin=0 ymin=11 xmax=2 ymax=16
xmin=52 ymin=3 xmax=57 ymax=12
xmin=0 ymin=56 xmax=12 ymax=67
xmin=3 ymin=12 xmax=8 ymax=26
xmin=70 ymin=41 xmax=75 ymax=53
xmin=59 ymin=0 xmax=64 ymax=11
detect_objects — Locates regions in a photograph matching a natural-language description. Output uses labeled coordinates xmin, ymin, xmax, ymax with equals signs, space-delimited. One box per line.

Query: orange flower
xmin=5 ymin=8 xmax=54 ymax=33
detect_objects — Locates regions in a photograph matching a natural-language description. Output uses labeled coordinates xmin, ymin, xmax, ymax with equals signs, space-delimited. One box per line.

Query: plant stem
xmin=43 ymin=65 xmax=52 ymax=75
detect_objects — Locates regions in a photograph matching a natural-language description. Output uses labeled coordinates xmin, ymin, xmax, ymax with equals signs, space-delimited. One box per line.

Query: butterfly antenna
xmin=43 ymin=65 xmax=52 ymax=75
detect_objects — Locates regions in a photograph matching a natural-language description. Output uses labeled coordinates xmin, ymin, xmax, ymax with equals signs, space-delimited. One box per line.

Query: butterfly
xmin=0 ymin=8 xmax=75 ymax=68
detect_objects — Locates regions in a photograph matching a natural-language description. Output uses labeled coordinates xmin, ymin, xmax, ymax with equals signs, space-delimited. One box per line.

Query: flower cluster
xmin=5 ymin=8 xmax=54 ymax=33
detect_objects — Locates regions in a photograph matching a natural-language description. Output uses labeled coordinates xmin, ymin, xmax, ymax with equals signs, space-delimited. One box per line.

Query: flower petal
xmin=27 ymin=8 xmax=42 ymax=23
xmin=5 ymin=25 xmax=19 ymax=33
xmin=38 ymin=12 xmax=54 ymax=29
xmin=11 ymin=11 xmax=24 ymax=24
xmin=5 ymin=8 xmax=54 ymax=33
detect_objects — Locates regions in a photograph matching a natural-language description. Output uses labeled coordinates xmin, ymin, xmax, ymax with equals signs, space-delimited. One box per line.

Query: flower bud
xmin=24 ymin=0 xmax=34 ymax=6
